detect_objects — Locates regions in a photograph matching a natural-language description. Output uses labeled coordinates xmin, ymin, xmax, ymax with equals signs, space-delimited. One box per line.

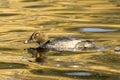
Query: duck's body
xmin=25 ymin=31 xmax=96 ymax=52
xmin=41 ymin=37 xmax=95 ymax=52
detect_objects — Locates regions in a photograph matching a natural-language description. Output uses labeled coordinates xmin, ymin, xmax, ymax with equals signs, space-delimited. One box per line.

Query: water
xmin=65 ymin=72 xmax=93 ymax=76
xmin=80 ymin=28 xmax=117 ymax=32
xmin=0 ymin=0 xmax=120 ymax=80
xmin=114 ymin=47 xmax=120 ymax=53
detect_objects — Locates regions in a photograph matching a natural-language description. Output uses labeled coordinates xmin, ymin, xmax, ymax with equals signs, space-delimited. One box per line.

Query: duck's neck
xmin=38 ymin=40 xmax=50 ymax=47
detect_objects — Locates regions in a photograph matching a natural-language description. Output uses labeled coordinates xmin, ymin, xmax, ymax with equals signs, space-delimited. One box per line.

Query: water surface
xmin=0 ymin=0 xmax=120 ymax=80
xmin=80 ymin=28 xmax=117 ymax=32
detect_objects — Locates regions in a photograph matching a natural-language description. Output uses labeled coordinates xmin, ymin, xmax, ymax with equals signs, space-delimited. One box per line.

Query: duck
xmin=25 ymin=31 xmax=96 ymax=52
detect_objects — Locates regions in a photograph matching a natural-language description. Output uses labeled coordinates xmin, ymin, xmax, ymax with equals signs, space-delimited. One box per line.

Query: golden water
xmin=0 ymin=0 xmax=120 ymax=80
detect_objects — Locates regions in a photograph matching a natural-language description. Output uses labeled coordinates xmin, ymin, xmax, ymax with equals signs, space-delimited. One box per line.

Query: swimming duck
xmin=25 ymin=31 xmax=96 ymax=52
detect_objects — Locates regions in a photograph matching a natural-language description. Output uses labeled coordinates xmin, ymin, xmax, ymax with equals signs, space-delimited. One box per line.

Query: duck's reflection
xmin=25 ymin=47 xmax=49 ymax=63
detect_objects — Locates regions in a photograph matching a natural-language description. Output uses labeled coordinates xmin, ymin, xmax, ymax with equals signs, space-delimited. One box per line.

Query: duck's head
xmin=25 ymin=31 xmax=49 ymax=45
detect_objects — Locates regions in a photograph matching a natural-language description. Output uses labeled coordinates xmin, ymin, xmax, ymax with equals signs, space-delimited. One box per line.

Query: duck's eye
xmin=35 ymin=33 xmax=39 ymax=37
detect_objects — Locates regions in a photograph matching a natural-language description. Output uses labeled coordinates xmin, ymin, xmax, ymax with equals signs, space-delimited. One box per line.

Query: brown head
xmin=25 ymin=31 xmax=49 ymax=45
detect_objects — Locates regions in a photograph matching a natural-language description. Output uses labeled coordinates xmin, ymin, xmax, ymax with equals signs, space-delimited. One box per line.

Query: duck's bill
xmin=24 ymin=40 xmax=34 ymax=44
